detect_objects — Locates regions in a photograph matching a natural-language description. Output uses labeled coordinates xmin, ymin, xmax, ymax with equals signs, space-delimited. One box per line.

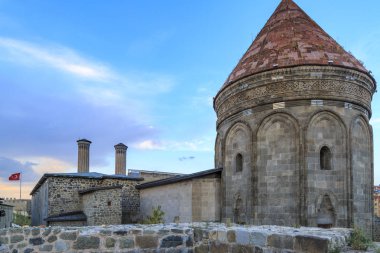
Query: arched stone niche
xmin=315 ymin=192 xmax=338 ymax=228
xmin=306 ymin=111 xmax=347 ymax=227
xmin=350 ymin=116 xmax=372 ymax=235
xmin=222 ymin=122 xmax=252 ymax=223
xmin=256 ymin=113 xmax=300 ymax=226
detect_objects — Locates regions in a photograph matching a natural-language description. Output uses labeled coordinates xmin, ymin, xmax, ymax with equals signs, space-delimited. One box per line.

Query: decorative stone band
xmin=214 ymin=66 xmax=376 ymax=124
xmin=216 ymin=99 xmax=369 ymax=127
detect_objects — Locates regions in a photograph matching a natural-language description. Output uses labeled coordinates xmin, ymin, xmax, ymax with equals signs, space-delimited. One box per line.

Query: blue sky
xmin=0 ymin=0 xmax=379 ymax=198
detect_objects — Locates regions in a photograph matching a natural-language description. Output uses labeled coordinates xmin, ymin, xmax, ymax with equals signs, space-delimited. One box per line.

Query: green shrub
xmin=348 ymin=226 xmax=372 ymax=250
xmin=329 ymin=246 xmax=341 ymax=253
xmin=144 ymin=206 xmax=165 ymax=224
xmin=13 ymin=213 xmax=31 ymax=226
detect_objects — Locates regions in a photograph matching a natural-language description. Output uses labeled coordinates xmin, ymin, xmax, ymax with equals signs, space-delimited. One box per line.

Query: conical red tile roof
xmin=224 ymin=0 xmax=368 ymax=87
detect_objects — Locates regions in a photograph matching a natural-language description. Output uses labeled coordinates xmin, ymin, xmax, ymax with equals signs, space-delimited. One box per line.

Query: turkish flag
xmin=9 ymin=173 xmax=21 ymax=181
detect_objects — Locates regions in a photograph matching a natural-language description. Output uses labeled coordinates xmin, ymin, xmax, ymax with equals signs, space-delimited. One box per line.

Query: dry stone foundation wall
xmin=0 ymin=223 xmax=355 ymax=253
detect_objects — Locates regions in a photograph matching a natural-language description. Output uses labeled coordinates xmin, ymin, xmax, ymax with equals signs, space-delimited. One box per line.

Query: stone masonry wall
xmin=82 ymin=188 xmax=122 ymax=226
xmin=32 ymin=177 xmax=140 ymax=226
xmin=0 ymin=223 xmax=353 ymax=253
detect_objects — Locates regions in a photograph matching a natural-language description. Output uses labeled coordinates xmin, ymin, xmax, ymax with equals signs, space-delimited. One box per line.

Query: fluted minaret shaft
xmin=77 ymin=139 xmax=91 ymax=173
xmin=114 ymin=143 xmax=128 ymax=175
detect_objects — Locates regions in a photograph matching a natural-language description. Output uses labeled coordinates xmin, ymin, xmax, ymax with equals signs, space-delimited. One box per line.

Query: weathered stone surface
xmin=160 ymin=235 xmax=183 ymax=248
xmin=194 ymin=244 xmax=209 ymax=253
xmin=54 ymin=241 xmax=69 ymax=252
xmin=268 ymin=234 xmax=294 ymax=250
xmin=29 ymin=237 xmax=43 ymax=246
xmin=39 ymin=244 xmax=53 ymax=252
xmin=59 ymin=232 xmax=77 ymax=241
xmin=210 ymin=241 xmax=229 ymax=253
xmin=73 ymin=236 xmax=100 ymax=250
xmin=250 ymin=232 xmax=268 ymax=247
xmin=294 ymin=235 xmax=329 ymax=253
xmin=136 ymin=235 xmax=158 ymax=248
xmin=10 ymin=228 xmax=22 ymax=234
xmin=0 ymin=231 xmax=6 ymax=236
xmin=231 ymin=244 xmax=254 ymax=253
xmin=47 ymin=235 xmax=57 ymax=243
xmin=119 ymin=238 xmax=134 ymax=249
xmin=0 ymin=237 xmax=9 ymax=244
xmin=23 ymin=248 xmax=34 ymax=253
xmin=42 ymin=228 xmax=51 ymax=237
xmin=227 ymin=230 xmax=236 ymax=243
xmin=31 ymin=229 xmax=39 ymax=237
xmin=105 ymin=237 xmax=115 ymax=248
xmin=11 ymin=235 xmax=24 ymax=244
xmin=16 ymin=242 xmax=27 ymax=249
xmin=186 ymin=236 xmax=193 ymax=247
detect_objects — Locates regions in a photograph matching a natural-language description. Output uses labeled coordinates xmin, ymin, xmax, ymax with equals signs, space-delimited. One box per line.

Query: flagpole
xmin=20 ymin=172 xmax=21 ymax=200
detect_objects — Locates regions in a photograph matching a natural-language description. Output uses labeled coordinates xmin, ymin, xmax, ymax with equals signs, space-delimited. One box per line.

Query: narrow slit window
xmin=236 ymin=153 xmax=243 ymax=172
xmin=320 ymin=146 xmax=332 ymax=170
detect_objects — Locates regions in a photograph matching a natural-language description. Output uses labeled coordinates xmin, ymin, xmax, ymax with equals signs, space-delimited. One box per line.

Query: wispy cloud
xmin=0 ymin=37 xmax=114 ymax=81
xmin=133 ymin=137 xmax=213 ymax=152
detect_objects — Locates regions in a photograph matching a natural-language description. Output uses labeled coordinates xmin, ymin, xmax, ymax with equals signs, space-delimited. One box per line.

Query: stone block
xmin=119 ymin=238 xmax=134 ymax=249
xmin=59 ymin=232 xmax=77 ymax=241
xmin=29 ymin=237 xmax=44 ymax=246
xmin=0 ymin=237 xmax=8 ymax=244
xmin=136 ymin=235 xmax=159 ymax=248
xmin=23 ymin=248 xmax=34 ymax=253
xmin=11 ymin=235 xmax=24 ymax=244
xmin=31 ymin=229 xmax=40 ymax=236
xmin=105 ymin=237 xmax=115 ymax=248
xmin=47 ymin=235 xmax=57 ymax=243
xmin=231 ymin=244 xmax=254 ymax=253
xmin=160 ymin=235 xmax=183 ymax=248
xmin=267 ymin=234 xmax=294 ymax=249
xmin=250 ymin=231 xmax=268 ymax=247
xmin=210 ymin=241 xmax=229 ymax=253
xmin=294 ymin=235 xmax=329 ymax=253
xmin=194 ymin=244 xmax=209 ymax=253
xmin=73 ymin=236 xmax=100 ymax=250
xmin=39 ymin=244 xmax=53 ymax=252
xmin=227 ymin=230 xmax=236 ymax=243
xmin=54 ymin=241 xmax=69 ymax=252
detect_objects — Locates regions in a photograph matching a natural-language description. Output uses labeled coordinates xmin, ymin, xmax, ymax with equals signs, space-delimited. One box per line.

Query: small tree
xmin=348 ymin=226 xmax=372 ymax=250
xmin=13 ymin=212 xmax=31 ymax=226
xmin=144 ymin=206 xmax=165 ymax=224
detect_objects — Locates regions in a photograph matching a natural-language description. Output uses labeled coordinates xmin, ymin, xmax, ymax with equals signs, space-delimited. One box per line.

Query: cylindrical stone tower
xmin=114 ymin=143 xmax=128 ymax=175
xmin=214 ymin=0 xmax=376 ymax=236
xmin=77 ymin=139 xmax=91 ymax=173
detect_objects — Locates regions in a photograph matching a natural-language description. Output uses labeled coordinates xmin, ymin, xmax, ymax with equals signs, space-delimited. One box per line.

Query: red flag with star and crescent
xmin=9 ymin=173 xmax=21 ymax=181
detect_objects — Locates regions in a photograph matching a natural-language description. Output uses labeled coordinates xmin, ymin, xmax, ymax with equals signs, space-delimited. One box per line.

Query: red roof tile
xmin=224 ymin=0 xmax=368 ymax=87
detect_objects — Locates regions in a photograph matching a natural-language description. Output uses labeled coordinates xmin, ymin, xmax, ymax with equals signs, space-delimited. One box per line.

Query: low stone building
xmin=0 ymin=203 xmax=13 ymax=229
xmin=30 ymin=140 xmax=177 ymax=227
xmin=2 ymin=199 xmax=31 ymax=217
xmin=138 ymin=168 xmax=221 ymax=223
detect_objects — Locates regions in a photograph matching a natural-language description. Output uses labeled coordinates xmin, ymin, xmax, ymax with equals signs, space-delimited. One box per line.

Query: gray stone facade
xmin=214 ymin=66 xmax=375 ymax=235
xmin=0 ymin=204 xmax=13 ymax=229
xmin=31 ymin=173 xmax=142 ymax=226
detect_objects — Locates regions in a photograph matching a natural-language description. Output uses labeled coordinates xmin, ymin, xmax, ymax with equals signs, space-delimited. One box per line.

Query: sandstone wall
xmin=140 ymin=181 xmax=193 ymax=223
xmin=0 ymin=224 xmax=352 ymax=253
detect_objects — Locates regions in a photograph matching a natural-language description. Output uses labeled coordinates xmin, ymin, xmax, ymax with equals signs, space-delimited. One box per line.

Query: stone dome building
xmin=214 ymin=0 xmax=376 ymax=235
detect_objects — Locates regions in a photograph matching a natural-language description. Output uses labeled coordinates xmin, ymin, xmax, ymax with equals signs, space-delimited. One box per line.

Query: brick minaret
xmin=114 ymin=143 xmax=128 ymax=175
xmin=77 ymin=139 xmax=91 ymax=173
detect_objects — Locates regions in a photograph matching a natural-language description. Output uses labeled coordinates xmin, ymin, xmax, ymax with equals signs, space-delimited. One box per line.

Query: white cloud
xmin=0 ymin=37 xmax=114 ymax=81
xmin=133 ymin=137 xmax=213 ymax=152
xmin=15 ymin=156 xmax=75 ymax=175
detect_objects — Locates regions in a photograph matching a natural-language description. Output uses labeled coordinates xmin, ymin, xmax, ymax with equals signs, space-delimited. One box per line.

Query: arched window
xmin=320 ymin=146 xmax=332 ymax=170
xmin=235 ymin=153 xmax=243 ymax=172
